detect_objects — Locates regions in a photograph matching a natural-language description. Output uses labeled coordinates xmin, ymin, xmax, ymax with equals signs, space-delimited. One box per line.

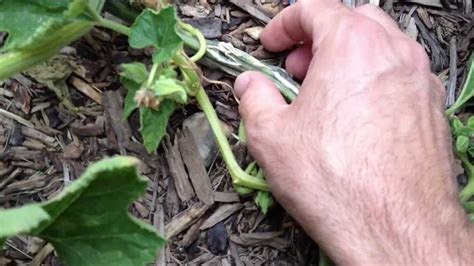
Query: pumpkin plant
xmin=0 ymin=0 xmax=280 ymax=263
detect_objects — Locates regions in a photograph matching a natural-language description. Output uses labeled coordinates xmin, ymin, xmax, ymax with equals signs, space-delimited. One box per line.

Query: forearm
xmin=319 ymin=194 xmax=474 ymax=265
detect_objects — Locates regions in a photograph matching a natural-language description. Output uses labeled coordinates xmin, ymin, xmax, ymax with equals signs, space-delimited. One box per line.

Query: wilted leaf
xmin=129 ymin=7 xmax=183 ymax=64
xmin=139 ymin=100 xmax=176 ymax=153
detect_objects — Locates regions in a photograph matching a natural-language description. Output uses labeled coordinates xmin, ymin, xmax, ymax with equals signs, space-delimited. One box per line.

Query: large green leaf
xmin=0 ymin=156 xmax=166 ymax=266
xmin=0 ymin=0 xmax=99 ymax=51
xmin=0 ymin=0 xmax=104 ymax=80
xmin=129 ymin=7 xmax=183 ymax=64
xmin=120 ymin=62 xmax=149 ymax=119
xmin=139 ymin=100 xmax=176 ymax=153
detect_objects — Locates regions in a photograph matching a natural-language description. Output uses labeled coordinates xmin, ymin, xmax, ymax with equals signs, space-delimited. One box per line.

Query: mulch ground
xmin=1 ymin=0 xmax=473 ymax=265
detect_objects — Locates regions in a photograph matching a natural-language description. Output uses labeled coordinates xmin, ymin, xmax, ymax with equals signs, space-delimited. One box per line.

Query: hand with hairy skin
xmin=234 ymin=0 xmax=474 ymax=264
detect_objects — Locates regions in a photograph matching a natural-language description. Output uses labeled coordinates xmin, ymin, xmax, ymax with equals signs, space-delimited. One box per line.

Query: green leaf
xmin=139 ymin=100 xmax=176 ymax=153
xmin=467 ymin=117 xmax=474 ymax=130
xmin=120 ymin=62 xmax=149 ymax=119
xmin=120 ymin=62 xmax=149 ymax=84
xmin=238 ymin=121 xmax=247 ymax=144
xmin=0 ymin=156 xmax=166 ymax=265
xmin=0 ymin=205 xmax=50 ymax=247
xmin=468 ymin=146 xmax=474 ymax=158
xmin=452 ymin=117 xmax=464 ymax=135
xmin=129 ymin=7 xmax=183 ymax=64
xmin=456 ymin=135 xmax=470 ymax=153
xmin=0 ymin=0 xmax=104 ymax=80
xmin=150 ymin=76 xmax=187 ymax=104
xmin=160 ymin=67 xmax=178 ymax=79
xmin=0 ymin=0 xmax=98 ymax=51
xmin=255 ymin=191 xmax=274 ymax=214
xmin=447 ymin=54 xmax=474 ymax=116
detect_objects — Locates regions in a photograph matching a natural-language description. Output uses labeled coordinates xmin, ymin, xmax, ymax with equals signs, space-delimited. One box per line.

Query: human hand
xmin=234 ymin=0 xmax=473 ymax=264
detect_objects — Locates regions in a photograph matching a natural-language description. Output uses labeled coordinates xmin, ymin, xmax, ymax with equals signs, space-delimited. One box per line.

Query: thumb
xmin=234 ymin=71 xmax=288 ymax=126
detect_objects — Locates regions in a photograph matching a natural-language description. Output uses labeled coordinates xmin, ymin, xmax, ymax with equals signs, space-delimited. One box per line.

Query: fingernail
xmin=234 ymin=72 xmax=251 ymax=99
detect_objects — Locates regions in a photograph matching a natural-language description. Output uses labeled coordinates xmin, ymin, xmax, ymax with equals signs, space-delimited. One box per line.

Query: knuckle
xmin=338 ymin=16 xmax=386 ymax=39
xmin=354 ymin=4 xmax=383 ymax=15
xmin=410 ymin=42 xmax=430 ymax=65
xmin=391 ymin=38 xmax=430 ymax=71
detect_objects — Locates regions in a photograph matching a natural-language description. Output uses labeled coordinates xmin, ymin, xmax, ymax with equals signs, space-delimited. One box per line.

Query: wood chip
xmin=190 ymin=253 xmax=215 ymax=265
xmin=102 ymin=91 xmax=131 ymax=152
xmin=213 ymin=192 xmax=240 ymax=203
xmin=178 ymin=128 xmax=214 ymax=205
xmin=243 ymin=26 xmax=264 ymax=41
xmin=165 ymin=202 xmax=211 ymax=239
xmin=0 ymin=108 xmax=34 ymax=128
xmin=62 ymin=142 xmax=84 ymax=160
xmin=69 ymin=76 xmax=102 ymax=104
xmin=165 ymin=137 xmax=195 ymax=203
xmin=403 ymin=0 xmax=442 ymax=7
xmin=200 ymin=203 xmax=243 ymax=230
xmin=30 ymin=243 xmax=54 ymax=266
xmin=165 ymin=174 xmax=180 ymax=217
xmin=230 ymin=232 xmax=290 ymax=251
xmin=177 ymin=222 xmax=202 ymax=247
xmin=21 ymin=126 xmax=57 ymax=147
xmin=229 ymin=0 xmax=271 ymax=23
xmin=154 ymin=205 xmax=166 ymax=266
xmin=70 ymin=123 xmax=104 ymax=137
xmin=229 ymin=240 xmax=243 ymax=266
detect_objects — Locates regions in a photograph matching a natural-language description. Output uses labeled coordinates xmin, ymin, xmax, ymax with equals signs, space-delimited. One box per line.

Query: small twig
xmin=446 ymin=36 xmax=457 ymax=108
xmin=0 ymin=108 xmax=34 ymax=128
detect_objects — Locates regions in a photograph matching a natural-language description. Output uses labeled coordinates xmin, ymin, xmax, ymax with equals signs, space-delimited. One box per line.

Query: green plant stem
xmin=0 ymin=22 xmax=94 ymax=81
xmin=97 ymin=16 xmax=269 ymax=191
xmin=446 ymin=54 xmax=474 ymax=117
xmin=104 ymin=0 xmax=141 ymax=22
xmin=146 ymin=63 xmax=159 ymax=87
xmin=97 ymin=17 xmax=132 ymax=36
xmin=173 ymin=53 xmax=201 ymax=95
xmin=178 ymin=21 xmax=206 ymax=62
xmin=195 ymin=87 xmax=269 ymax=191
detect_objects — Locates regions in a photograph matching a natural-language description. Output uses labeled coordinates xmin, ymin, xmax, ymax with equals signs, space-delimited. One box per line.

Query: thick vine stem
xmin=174 ymin=52 xmax=269 ymax=191
xmin=173 ymin=52 xmax=201 ymax=96
xmin=195 ymin=87 xmax=269 ymax=191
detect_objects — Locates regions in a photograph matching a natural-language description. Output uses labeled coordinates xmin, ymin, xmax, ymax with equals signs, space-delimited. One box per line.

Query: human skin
xmin=233 ymin=0 xmax=474 ymax=264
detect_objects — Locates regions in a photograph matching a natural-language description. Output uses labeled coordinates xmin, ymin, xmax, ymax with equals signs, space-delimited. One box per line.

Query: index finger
xmin=260 ymin=0 xmax=351 ymax=52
